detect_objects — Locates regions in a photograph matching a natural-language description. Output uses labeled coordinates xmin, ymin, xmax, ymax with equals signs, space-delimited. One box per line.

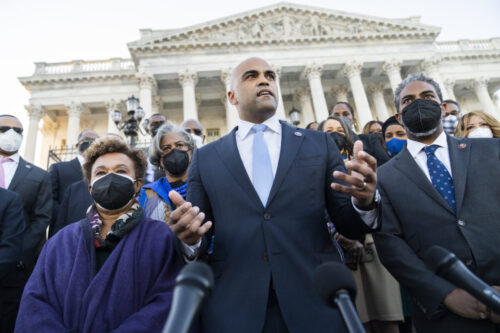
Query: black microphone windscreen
xmin=313 ymin=262 xmax=357 ymax=305
xmin=176 ymin=262 xmax=214 ymax=294
xmin=424 ymin=245 xmax=458 ymax=275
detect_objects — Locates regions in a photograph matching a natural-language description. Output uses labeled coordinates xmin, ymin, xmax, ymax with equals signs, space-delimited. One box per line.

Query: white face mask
xmin=192 ymin=134 xmax=204 ymax=148
xmin=468 ymin=127 xmax=494 ymax=138
xmin=0 ymin=129 xmax=23 ymax=152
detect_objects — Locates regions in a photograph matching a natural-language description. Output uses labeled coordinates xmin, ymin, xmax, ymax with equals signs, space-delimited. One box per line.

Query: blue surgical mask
xmin=386 ymin=138 xmax=407 ymax=156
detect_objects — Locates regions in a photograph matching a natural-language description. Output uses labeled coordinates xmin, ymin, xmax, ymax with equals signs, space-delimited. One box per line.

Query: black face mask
xmin=78 ymin=139 xmax=94 ymax=153
xmin=401 ymin=99 xmax=442 ymax=137
xmin=91 ymin=173 xmax=136 ymax=210
xmin=150 ymin=123 xmax=164 ymax=137
xmin=162 ymin=149 xmax=189 ymax=176
xmin=330 ymin=131 xmax=346 ymax=150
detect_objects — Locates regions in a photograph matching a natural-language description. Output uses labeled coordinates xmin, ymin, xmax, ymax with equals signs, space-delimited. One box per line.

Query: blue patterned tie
xmin=252 ymin=124 xmax=274 ymax=206
xmin=424 ymin=145 xmax=456 ymax=212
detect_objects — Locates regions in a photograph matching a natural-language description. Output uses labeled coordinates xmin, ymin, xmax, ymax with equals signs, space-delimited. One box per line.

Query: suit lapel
xmin=214 ymin=128 xmax=263 ymax=206
xmin=393 ymin=147 xmax=455 ymax=214
xmin=447 ymin=136 xmax=470 ymax=215
xmin=70 ymin=157 xmax=83 ymax=176
xmin=8 ymin=157 xmax=31 ymax=191
xmin=266 ymin=122 xmax=304 ymax=207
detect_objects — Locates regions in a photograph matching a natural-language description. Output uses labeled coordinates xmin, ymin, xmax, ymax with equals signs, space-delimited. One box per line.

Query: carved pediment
xmin=129 ymin=3 xmax=440 ymax=52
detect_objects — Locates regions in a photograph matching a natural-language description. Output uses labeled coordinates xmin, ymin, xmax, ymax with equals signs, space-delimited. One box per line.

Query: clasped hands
xmin=331 ymin=140 xmax=378 ymax=210
xmin=444 ymin=287 xmax=500 ymax=323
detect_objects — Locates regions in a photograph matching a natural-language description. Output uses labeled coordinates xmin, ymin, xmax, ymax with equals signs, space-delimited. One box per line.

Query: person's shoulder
xmin=19 ymin=157 xmax=49 ymax=178
xmin=46 ymin=220 xmax=83 ymax=248
xmin=0 ymin=187 xmax=20 ymax=201
xmin=450 ymin=135 xmax=500 ymax=150
xmin=136 ymin=217 xmax=176 ymax=245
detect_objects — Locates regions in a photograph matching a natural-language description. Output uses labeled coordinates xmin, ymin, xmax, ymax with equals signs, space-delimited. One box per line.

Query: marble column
xmin=152 ymin=96 xmax=162 ymax=115
xmin=443 ymin=79 xmax=457 ymax=101
xmin=221 ymin=69 xmax=239 ymax=131
xmin=382 ymin=59 xmax=403 ymax=94
xmin=271 ymin=65 xmax=287 ymax=120
xmin=179 ymin=70 xmax=198 ymax=121
xmin=24 ymin=105 xmax=44 ymax=163
xmin=106 ymin=100 xmax=120 ymax=134
xmin=368 ymin=83 xmax=390 ymax=120
xmin=303 ymin=64 xmax=329 ymax=122
xmin=342 ymin=61 xmax=373 ymax=128
xmin=138 ymin=73 xmax=156 ymax=121
xmin=420 ymin=58 xmax=448 ymax=99
xmin=66 ymin=102 xmax=84 ymax=147
xmin=332 ymin=85 xmax=349 ymax=103
xmin=467 ymin=78 xmax=499 ymax=118
xmin=295 ymin=87 xmax=316 ymax=125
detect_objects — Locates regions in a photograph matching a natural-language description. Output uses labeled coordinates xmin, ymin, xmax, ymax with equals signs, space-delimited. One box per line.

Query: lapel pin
xmin=26 ymin=165 xmax=32 ymax=168
xmin=294 ymin=131 xmax=302 ymax=137
xmin=458 ymin=143 xmax=466 ymax=149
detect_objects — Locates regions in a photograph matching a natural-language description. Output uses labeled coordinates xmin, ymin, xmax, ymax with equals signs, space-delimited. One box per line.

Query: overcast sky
xmin=1 ymin=0 xmax=499 ymax=128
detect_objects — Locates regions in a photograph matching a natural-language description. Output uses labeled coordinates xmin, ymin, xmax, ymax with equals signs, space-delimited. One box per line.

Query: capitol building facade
xmin=19 ymin=3 xmax=500 ymax=167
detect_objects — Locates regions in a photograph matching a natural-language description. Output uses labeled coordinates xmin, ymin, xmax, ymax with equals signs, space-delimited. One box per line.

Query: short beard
xmin=405 ymin=125 xmax=440 ymax=138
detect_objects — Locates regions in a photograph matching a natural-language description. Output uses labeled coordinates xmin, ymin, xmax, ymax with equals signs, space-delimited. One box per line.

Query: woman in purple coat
xmin=15 ymin=137 xmax=184 ymax=333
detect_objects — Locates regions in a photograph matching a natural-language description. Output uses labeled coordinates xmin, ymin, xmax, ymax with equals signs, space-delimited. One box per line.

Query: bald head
xmin=227 ymin=57 xmax=278 ymax=123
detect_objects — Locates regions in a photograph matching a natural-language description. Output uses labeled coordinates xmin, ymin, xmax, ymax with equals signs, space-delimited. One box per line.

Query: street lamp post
xmin=112 ymin=96 xmax=145 ymax=147
xmin=289 ymin=107 xmax=301 ymax=126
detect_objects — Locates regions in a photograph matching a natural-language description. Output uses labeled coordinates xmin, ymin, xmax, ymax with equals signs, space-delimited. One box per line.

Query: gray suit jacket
xmin=374 ymin=135 xmax=500 ymax=333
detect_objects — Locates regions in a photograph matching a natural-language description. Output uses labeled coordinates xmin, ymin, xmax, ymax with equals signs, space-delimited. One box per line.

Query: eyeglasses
xmin=160 ymin=142 xmax=190 ymax=155
xmin=0 ymin=126 xmax=23 ymax=134
xmin=184 ymin=128 xmax=203 ymax=136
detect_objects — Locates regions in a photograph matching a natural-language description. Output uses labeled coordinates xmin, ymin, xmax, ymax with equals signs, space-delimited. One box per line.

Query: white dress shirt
xmin=406 ymin=131 xmax=452 ymax=180
xmin=1 ymin=152 xmax=20 ymax=189
xmin=236 ymin=114 xmax=282 ymax=182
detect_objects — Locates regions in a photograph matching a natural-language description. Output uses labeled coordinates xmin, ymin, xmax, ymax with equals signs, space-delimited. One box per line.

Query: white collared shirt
xmin=236 ymin=114 xmax=282 ymax=182
xmin=1 ymin=152 xmax=20 ymax=189
xmin=406 ymin=131 xmax=452 ymax=181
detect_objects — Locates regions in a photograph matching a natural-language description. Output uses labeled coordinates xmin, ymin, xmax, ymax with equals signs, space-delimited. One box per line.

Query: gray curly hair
xmin=149 ymin=121 xmax=196 ymax=167
xmin=393 ymin=73 xmax=443 ymax=112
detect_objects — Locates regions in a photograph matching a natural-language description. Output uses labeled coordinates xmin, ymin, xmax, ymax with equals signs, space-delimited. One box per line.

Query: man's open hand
xmin=167 ymin=191 xmax=212 ymax=245
xmin=331 ymin=140 xmax=377 ymax=209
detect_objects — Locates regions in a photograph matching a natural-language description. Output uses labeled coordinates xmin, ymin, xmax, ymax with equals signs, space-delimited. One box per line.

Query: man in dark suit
xmin=53 ymin=179 xmax=93 ymax=234
xmin=0 ymin=188 xmax=25 ymax=319
xmin=167 ymin=57 xmax=380 ymax=333
xmin=373 ymin=74 xmax=500 ymax=332
xmin=48 ymin=130 xmax=97 ymax=236
xmin=0 ymin=114 xmax=52 ymax=332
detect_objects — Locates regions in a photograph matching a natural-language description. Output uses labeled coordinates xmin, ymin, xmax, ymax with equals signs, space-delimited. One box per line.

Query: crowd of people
xmin=0 ymin=56 xmax=499 ymax=333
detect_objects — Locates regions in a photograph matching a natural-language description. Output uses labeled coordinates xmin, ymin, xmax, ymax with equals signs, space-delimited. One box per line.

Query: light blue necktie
xmin=424 ymin=145 xmax=456 ymax=212
xmin=252 ymin=124 xmax=274 ymax=206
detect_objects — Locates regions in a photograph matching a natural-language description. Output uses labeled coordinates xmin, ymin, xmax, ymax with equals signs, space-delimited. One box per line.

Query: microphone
xmin=162 ymin=262 xmax=214 ymax=333
xmin=313 ymin=262 xmax=365 ymax=333
xmin=424 ymin=245 xmax=500 ymax=314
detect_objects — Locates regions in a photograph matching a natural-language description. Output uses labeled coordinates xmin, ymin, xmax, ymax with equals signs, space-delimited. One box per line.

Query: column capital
xmin=137 ymin=73 xmax=157 ymax=90
xmin=419 ymin=56 xmax=442 ymax=73
xmin=466 ymin=77 xmax=489 ymax=90
xmin=179 ymin=70 xmax=198 ymax=87
xmin=105 ymin=99 xmax=120 ymax=112
xmin=220 ymin=68 xmax=232 ymax=86
xmin=444 ymin=79 xmax=456 ymax=89
xmin=271 ymin=64 xmax=282 ymax=78
xmin=26 ymin=104 xmax=45 ymax=120
xmin=295 ymin=87 xmax=310 ymax=99
xmin=382 ymin=59 xmax=402 ymax=75
xmin=331 ymin=84 xmax=349 ymax=98
xmin=341 ymin=61 xmax=363 ymax=79
xmin=367 ymin=82 xmax=386 ymax=94
xmin=66 ymin=102 xmax=84 ymax=118
xmin=303 ymin=64 xmax=323 ymax=80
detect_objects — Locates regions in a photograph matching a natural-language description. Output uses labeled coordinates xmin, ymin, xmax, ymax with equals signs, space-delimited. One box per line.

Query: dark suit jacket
xmin=48 ymin=158 xmax=83 ymax=235
xmin=187 ymin=121 xmax=375 ymax=333
xmin=7 ymin=157 xmax=52 ymax=276
xmin=374 ymin=135 xmax=500 ymax=333
xmin=0 ymin=188 xmax=24 ymax=280
xmin=53 ymin=180 xmax=93 ymax=236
